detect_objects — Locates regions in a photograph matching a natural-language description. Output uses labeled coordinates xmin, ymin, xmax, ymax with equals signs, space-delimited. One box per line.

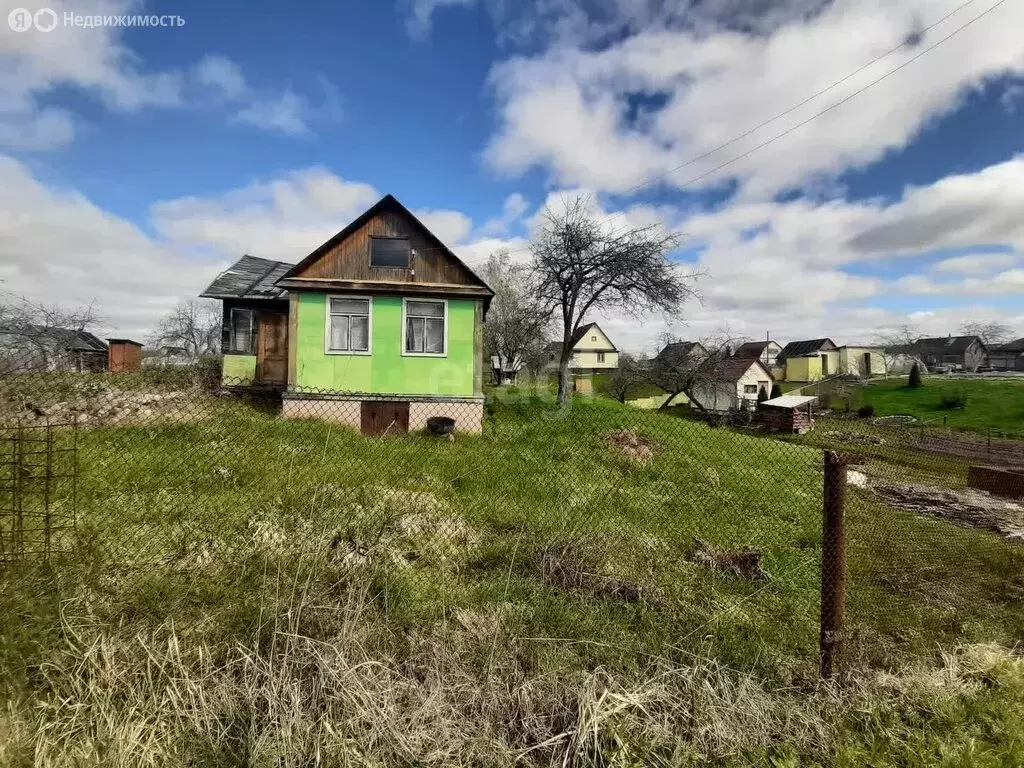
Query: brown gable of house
xmin=278 ymin=195 xmax=492 ymax=298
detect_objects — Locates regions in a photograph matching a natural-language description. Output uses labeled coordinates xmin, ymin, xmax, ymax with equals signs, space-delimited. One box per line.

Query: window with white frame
xmin=743 ymin=384 xmax=758 ymax=394
xmin=405 ymin=299 xmax=446 ymax=354
xmin=597 ymin=351 xmax=606 ymax=363
xmin=229 ymin=308 xmax=255 ymax=354
xmin=327 ymin=297 xmax=370 ymax=352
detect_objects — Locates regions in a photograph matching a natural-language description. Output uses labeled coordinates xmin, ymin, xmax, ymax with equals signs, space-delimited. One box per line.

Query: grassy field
xmin=859 ymin=376 xmax=1024 ymax=434
xmin=1 ymin=376 xmax=1023 ymax=765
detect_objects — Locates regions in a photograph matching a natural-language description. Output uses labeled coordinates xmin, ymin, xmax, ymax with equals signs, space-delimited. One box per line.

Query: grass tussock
xmin=5 ymin=565 xmax=1024 ymax=768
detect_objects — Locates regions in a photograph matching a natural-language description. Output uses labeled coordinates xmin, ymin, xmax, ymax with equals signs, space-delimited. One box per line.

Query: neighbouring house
xmin=776 ymin=338 xmax=839 ymax=382
xmin=655 ymin=340 xmax=709 ymax=365
xmin=0 ymin=326 xmax=109 ymax=373
xmin=200 ymin=194 xmax=494 ymax=434
xmin=734 ymin=340 xmax=782 ymax=368
xmin=143 ymin=345 xmax=192 ymax=368
xmin=909 ymin=335 xmax=987 ymax=372
xmin=759 ymin=394 xmax=816 ymax=433
xmin=836 ymin=346 xmax=886 ymax=378
xmin=689 ymin=357 xmax=773 ymax=413
xmin=544 ymin=322 xmax=619 ymax=375
xmin=990 ymin=338 xmax=1024 ymax=371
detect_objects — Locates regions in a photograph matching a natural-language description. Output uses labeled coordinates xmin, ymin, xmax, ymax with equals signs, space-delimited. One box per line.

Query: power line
xmin=457 ymin=0 xmax=1005 ymax=268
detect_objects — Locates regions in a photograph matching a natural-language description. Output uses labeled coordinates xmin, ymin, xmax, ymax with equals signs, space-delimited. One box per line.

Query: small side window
xmin=229 ymin=308 xmax=255 ymax=354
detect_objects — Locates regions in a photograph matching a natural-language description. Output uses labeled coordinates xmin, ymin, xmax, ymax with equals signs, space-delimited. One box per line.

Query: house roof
xmin=199 ymin=255 xmax=293 ymax=300
xmin=911 ymin=335 xmax=985 ymax=356
xmin=107 ymin=338 xmax=143 ymax=347
xmin=777 ymin=338 xmax=836 ymax=362
xmin=762 ymin=394 xmax=816 ymax=409
xmin=705 ymin=356 xmax=773 ymax=382
xmin=734 ymin=340 xmax=777 ymax=358
xmin=993 ymin=337 xmax=1024 ymax=354
xmin=279 ymin=194 xmax=492 ymax=295
xmin=655 ymin=340 xmax=705 ymax=360
xmin=547 ymin=323 xmax=618 ymax=354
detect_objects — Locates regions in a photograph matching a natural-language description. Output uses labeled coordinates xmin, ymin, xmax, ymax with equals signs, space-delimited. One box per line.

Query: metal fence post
xmin=820 ymin=449 xmax=847 ymax=680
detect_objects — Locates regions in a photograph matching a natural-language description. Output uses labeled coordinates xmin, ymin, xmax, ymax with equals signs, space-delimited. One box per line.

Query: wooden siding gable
xmin=279 ymin=195 xmax=492 ymax=295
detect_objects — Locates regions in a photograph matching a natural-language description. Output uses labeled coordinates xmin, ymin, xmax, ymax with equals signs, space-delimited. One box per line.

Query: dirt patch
xmin=688 ymin=539 xmax=770 ymax=581
xmin=856 ymin=476 xmax=1024 ymax=540
xmin=606 ymin=429 xmax=656 ymax=465
xmin=539 ymin=540 xmax=653 ymax=603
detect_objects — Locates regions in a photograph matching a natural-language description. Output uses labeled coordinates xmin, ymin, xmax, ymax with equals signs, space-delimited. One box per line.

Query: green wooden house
xmin=200 ymin=194 xmax=493 ymax=434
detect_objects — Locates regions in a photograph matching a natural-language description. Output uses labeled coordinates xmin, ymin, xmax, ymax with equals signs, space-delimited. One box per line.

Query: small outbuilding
xmin=107 ymin=338 xmax=143 ymax=373
xmin=758 ymin=394 xmax=817 ymax=433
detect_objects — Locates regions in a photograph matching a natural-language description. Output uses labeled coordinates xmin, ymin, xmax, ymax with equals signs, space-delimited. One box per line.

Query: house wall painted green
xmin=293 ymin=292 xmax=479 ymax=396
xmin=223 ymin=354 xmax=257 ymax=385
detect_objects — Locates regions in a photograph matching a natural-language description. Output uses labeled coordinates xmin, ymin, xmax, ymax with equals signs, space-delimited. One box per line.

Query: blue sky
xmin=2 ymin=0 xmax=1024 ymax=350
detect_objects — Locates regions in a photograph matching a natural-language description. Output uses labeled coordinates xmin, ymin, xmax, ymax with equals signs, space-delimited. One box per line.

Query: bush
xmin=907 ymin=362 xmax=922 ymax=388
xmin=938 ymin=391 xmax=968 ymax=410
xmin=857 ymin=404 xmax=875 ymax=419
xmin=757 ymin=388 xmax=769 ymax=407
xmin=770 ymin=383 xmax=783 ymax=400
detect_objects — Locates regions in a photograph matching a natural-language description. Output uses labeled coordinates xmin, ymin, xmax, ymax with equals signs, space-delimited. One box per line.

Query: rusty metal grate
xmin=0 ymin=420 xmax=77 ymax=562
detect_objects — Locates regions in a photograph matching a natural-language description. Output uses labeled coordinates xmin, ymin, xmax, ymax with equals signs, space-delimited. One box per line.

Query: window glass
xmin=230 ymin=309 xmax=254 ymax=354
xmin=328 ymin=298 xmax=370 ymax=352
xmin=370 ymin=238 xmax=410 ymax=268
xmin=405 ymin=300 xmax=446 ymax=354
xmin=744 ymin=384 xmax=758 ymax=394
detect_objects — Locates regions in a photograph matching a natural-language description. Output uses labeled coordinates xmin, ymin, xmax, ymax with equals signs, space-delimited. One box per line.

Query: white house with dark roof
xmin=544 ymin=322 xmax=619 ymax=375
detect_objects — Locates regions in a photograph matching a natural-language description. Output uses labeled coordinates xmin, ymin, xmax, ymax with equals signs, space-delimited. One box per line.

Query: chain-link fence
xmin=2 ymin=362 xmax=1020 ymax=680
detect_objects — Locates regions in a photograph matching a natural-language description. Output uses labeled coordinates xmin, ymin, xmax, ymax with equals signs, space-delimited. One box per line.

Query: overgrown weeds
xmin=4 ymin=562 xmax=1024 ymax=768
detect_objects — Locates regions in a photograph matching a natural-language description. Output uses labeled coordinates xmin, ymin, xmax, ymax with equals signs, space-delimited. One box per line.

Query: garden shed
xmin=759 ymin=394 xmax=817 ymax=433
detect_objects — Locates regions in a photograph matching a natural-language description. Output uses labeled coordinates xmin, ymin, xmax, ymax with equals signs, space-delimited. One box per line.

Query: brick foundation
xmin=967 ymin=465 xmax=1024 ymax=499
xmin=281 ymin=395 xmax=484 ymax=435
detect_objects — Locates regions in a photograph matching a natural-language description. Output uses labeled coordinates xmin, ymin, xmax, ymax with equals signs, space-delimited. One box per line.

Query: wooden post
xmin=820 ymin=450 xmax=847 ymax=680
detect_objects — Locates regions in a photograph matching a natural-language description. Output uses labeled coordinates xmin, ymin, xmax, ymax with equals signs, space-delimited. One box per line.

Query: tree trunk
xmin=556 ymin=350 xmax=573 ymax=406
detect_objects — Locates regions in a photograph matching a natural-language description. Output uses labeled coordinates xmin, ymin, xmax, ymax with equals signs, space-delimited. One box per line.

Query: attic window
xmin=370 ymin=237 xmax=410 ymax=268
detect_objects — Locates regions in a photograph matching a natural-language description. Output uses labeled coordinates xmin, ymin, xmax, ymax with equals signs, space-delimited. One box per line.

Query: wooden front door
xmin=360 ymin=401 xmax=410 ymax=436
xmin=256 ymin=312 xmax=288 ymax=385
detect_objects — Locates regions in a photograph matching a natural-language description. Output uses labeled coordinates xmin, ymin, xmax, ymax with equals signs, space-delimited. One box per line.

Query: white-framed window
xmin=597 ymin=351 xmax=606 ymax=363
xmin=229 ymin=308 xmax=255 ymax=354
xmin=403 ymin=298 xmax=446 ymax=356
xmin=743 ymin=384 xmax=758 ymax=394
xmin=326 ymin=296 xmax=371 ymax=354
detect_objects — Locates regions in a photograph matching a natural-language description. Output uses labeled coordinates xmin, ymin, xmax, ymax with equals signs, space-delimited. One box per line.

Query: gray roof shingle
xmin=199 ymin=255 xmax=293 ymax=300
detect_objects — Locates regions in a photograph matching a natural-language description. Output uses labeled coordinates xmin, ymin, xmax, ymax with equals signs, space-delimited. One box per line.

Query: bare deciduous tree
xmin=960 ymin=320 xmax=1014 ymax=347
xmin=481 ymin=250 xmax=551 ymax=384
xmin=601 ymin=354 xmax=647 ymax=403
xmin=0 ymin=294 xmax=101 ymax=373
xmin=150 ymin=300 xmax=221 ymax=361
xmin=874 ymin=323 xmax=920 ymax=374
xmin=644 ymin=332 xmax=738 ymax=413
xmin=532 ymin=195 xmax=697 ymax=405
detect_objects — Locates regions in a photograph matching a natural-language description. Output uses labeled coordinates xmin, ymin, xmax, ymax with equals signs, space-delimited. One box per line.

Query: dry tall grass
xmin=4 ymin=564 xmax=1021 ymax=768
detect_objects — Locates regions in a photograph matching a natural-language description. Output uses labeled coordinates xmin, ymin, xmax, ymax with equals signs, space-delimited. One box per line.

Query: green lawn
xmin=861 ymin=376 xmax=1024 ymax=434
xmin=2 ymin=381 xmax=1023 ymax=765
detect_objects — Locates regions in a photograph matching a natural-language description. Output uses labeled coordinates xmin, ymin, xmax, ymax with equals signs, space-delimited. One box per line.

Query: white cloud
xmin=484 ymin=0 xmax=1024 ymax=198
xmin=479 ymin=192 xmax=528 ymax=235
xmin=414 ymin=208 xmax=474 ymax=245
xmin=193 ymin=54 xmax=333 ymax=136
xmin=193 ymin=55 xmax=247 ymax=100
xmin=405 ymin=0 xmax=475 ymax=39
xmin=150 ymin=168 xmax=381 ymax=260
xmin=0 ymin=6 xmax=336 ymax=150
xmin=894 ymin=269 xmax=1024 ymax=296
xmin=932 ymin=252 xmax=1017 ymax=274
xmin=0 ymin=155 xmax=221 ymax=336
